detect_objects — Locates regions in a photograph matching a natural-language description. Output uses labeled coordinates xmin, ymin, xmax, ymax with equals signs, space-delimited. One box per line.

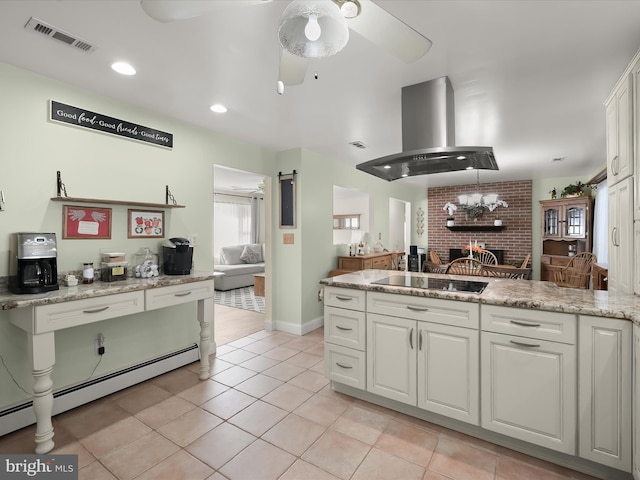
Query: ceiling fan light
xmin=278 ymin=0 xmax=349 ymax=59
xmin=339 ymin=0 xmax=360 ymax=18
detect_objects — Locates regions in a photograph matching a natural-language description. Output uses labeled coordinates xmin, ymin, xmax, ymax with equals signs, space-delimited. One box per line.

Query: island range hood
xmin=356 ymin=76 xmax=498 ymax=181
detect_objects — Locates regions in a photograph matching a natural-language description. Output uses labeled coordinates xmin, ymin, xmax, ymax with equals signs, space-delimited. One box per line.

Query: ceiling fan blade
xmin=140 ymin=0 xmax=272 ymax=23
xmin=279 ymin=48 xmax=308 ymax=86
xmin=347 ymin=0 xmax=432 ymax=63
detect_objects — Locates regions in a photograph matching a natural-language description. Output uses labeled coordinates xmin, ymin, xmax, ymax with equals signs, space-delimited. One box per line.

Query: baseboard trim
xmin=263 ymin=316 xmax=323 ymax=336
xmin=0 ymin=344 xmax=200 ymax=437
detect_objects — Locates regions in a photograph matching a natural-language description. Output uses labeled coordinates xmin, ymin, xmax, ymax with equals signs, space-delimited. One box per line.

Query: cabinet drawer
xmin=145 ymin=280 xmax=214 ymax=311
xmin=481 ymin=305 xmax=576 ymax=344
xmin=324 ymin=343 xmax=365 ymax=389
xmin=324 ymin=287 xmax=366 ymax=312
xmin=324 ymin=306 xmax=365 ymax=350
xmin=367 ymin=291 xmax=479 ymax=329
xmin=23 ymin=291 xmax=145 ymax=334
xmin=371 ymin=257 xmax=391 ymax=269
xmin=338 ymin=257 xmax=363 ymax=271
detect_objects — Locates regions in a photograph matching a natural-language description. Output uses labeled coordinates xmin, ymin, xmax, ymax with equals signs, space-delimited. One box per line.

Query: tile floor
xmin=0 ymin=307 xmax=600 ymax=480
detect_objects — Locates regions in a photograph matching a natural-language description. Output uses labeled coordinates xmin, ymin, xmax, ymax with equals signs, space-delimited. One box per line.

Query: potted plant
xmin=443 ymin=202 xmax=457 ymax=226
xmin=561 ymin=181 xmax=596 ymax=198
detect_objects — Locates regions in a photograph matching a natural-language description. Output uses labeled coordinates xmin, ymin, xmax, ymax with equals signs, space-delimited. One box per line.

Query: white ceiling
xmin=2 ymin=1 xmax=640 ymax=190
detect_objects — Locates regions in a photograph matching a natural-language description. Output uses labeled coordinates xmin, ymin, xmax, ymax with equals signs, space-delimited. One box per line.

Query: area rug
xmin=214 ymin=286 xmax=265 ymax=314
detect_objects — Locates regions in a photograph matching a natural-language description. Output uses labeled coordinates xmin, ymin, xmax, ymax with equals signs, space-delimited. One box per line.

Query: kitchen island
xmin=320 ymin=270 xmax=640 ymax=480
xmin=0 ymin=272 xmax=215 ymax=454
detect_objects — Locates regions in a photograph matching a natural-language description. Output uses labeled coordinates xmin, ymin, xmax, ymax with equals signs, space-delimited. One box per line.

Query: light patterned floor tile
xmin=234 ymin=373 xmax=283 ymax=398
xmin=200 ymin=388 xmax=256 ymax=419
xmin=135 ymin=395 xmax=195 ymax=429
xmin=375 ymin=417 xmax=439 ymax=467
xmin=212 ymin=365 xmax=257 ymax=387
xmin=279 ymin=460 xmax=341 ymax=480
xmin=177 ymin=379 xmax=230 ymax=405
xmin=287 ymin=370 xmax=329 ymax=392
xmin=351 ymin=447 xmax=425 ymax=480
xmin=219 ymin=439 xmax=296 ymax=480
xmin=186 ymin=422 xmax=256 ymax=470
xmin=262 ymin=383 xmax=314 ymax=411
xmin=262 ymin=413 xmax=326 ymax=456
xmin=134 ymin=450 xmax=214 ymax=480
xmin=302 ymin=429 xmax=371 ymax=480
xmin=294 ymin=392 xmax=351 ymax=427
xmin=331 ymin=404 xmax=391 ymax=445
xmin=429 ymin=436 xmax=498 ymax=480
xmin=79 ymin=416 xmax=151 ymax=458
xmin=156 ymin=408 xmax=223 ymax=447
xmin=228 ymin=400 xmax=288 ymax=437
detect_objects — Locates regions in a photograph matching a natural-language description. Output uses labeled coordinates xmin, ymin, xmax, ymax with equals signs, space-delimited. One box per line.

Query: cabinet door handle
xmin=83 ymin=306 xmax=110 ymax=314
xmin=407 ymin=306 xmax=429 ymax=312
xmin=336 ymin=362 xmax=353 ymax=369
xmin=174 ymin=291 xmax=192 ymax=297
xmin=418 ymin=330 xmax=423 ymax=350
xmin=336 ymin=295 xmax=353 ymax=301
xmin=613 ymin=155 xmax=619 ymax=175
xmin=510 ymin=320 xmax=541 ymax=327
xmin=409 ymin=328 xmax=414 ymax=349
xmin=510 ymin=339 xmax=540 ymax=348
xmin=336 ymin=325 xmax=353 ymax=331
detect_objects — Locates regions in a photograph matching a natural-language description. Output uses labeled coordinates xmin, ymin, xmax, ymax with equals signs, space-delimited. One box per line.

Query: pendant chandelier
xmin=453 ymin=170 xmax=508 ymax=219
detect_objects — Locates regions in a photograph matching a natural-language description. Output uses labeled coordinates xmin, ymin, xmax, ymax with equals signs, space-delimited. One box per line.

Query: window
xmin=214 ymin=196 xmax=252 ymax=257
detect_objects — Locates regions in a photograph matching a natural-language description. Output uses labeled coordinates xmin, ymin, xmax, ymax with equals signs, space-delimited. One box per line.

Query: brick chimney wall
xmin=428 ymin=180 xmax=533 ymax=265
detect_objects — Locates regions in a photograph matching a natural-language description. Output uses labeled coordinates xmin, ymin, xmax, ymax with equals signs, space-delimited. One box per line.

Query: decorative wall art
xmin=127 ymin=209 xmax=165 ymax=238
xmin=416 ymin=207 xmax=424 ymax=237
xmin=279 ymin=171 xmax=296 ymax=229
xmin=63 ymin=205 xmax=112 ymax=239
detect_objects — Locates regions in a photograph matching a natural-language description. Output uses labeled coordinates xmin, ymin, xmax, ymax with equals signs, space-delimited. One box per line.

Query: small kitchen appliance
xmin=161 ymin=237 xmax=193 ymax=275
xmin=408 ymin=246 xmax=426 ymax=272
xmin=9 ymin=232 xmax=59 ymax=294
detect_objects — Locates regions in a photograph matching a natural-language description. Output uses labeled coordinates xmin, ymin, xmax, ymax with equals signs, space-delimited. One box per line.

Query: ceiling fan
xmin=140 ymin=0 xmax=432 ymax=93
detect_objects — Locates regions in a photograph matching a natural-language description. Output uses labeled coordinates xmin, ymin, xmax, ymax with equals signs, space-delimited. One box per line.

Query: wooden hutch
xmin=539 ymin=196 xmax=593 ymax=281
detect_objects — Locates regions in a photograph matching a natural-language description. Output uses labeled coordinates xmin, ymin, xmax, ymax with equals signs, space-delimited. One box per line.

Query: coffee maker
xmin=161 ymin=237 xmax=193 ymax=275
xmin=408 ymin=245 xmax=426 ymax=272
xmin=9 ymin=233 xmax=59 ymax=294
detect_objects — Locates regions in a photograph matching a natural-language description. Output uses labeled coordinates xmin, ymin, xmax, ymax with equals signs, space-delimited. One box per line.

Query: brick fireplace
xmin=427 ymin=180 xmax=533 ymax=266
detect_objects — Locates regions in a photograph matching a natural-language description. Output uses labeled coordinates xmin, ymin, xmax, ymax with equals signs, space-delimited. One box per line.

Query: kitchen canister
xmin=82 ymin=262 xmax=94 ymax=284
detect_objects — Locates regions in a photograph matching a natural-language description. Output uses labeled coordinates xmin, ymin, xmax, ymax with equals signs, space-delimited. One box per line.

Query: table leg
xmin=28 ymin=332 xmax=55 ymax=454
xmin=197 ymin=297 xmax=214 ymax=380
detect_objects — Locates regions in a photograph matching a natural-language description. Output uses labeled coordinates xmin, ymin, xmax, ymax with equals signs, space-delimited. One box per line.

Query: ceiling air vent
xmin=24 ymin=17 xmax=97 ymax=53
xmin=349 ymin=141 xmax=367 ymax=149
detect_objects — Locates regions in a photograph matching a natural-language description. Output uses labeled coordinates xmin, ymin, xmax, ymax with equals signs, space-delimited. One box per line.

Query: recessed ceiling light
xmin=401 ymin=173 xmax=408 ymax=177
xmin=457 ymin=155 xmax=467 ymax=160
xmin=111 ymin=62 xmax=136 ymax=75
xmin=210 ymin=104 xmax=227 ymax=113
xmin=465 ymin=166 xmax=474 ymax=170
xmin=552 ymin=157 xmax=565 ymax=162
xmin=383 ymin=165 xmax=391 ymax=169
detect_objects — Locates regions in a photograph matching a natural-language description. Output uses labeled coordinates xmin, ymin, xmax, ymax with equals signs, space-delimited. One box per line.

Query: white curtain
xmin=251 ymin=197 xmax=260 ymax=244
xmin=214 ymin=195 xmax=252 ymax=261
xmin=592 ymin=179 xmax=608 ymax=264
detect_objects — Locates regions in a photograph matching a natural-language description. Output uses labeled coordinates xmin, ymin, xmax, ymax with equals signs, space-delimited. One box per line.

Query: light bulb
xmin=304 ymin=14 xmax=321 ymax=41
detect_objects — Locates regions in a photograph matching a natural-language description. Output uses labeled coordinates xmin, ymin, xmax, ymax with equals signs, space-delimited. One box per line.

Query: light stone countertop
xmin=320 ymin=270 xmax=640 ymax=324
xmin=0 ymin=271 xmax=215 ymax=311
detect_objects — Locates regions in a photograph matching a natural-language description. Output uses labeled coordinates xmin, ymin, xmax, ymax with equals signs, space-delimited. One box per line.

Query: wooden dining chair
xmin=476 ymin=250 xmax=498 ymax=265
xmin=429 ymin=251 xmax=443 ymax=265
xmin=447 ymin=258 xmax=483 ymax=275
xmin=423 ymin=261 xmax=449 ymax=274
xmin=481 ymin=265 xmax=532 ymax=280
xmin=520 ymin=253 xmax=531 ymax=268
xmin=551 ymin=252 xmax=597 ymax=289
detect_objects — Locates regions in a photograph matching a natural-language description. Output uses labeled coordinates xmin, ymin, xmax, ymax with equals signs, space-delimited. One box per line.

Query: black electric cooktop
xmin=372 ymin=275 xmax=488 ymax=294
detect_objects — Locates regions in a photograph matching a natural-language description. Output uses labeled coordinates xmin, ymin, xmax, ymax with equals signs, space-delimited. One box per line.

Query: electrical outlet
xmin=188 ymin=233 xmax=198 ymax=246
xmin=95 ymin=333 xmax=105 ymax=355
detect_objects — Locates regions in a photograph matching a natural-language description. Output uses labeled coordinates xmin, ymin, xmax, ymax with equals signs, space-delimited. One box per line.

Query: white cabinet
xmin=366 ymin=292 xmax=479 ymax=424
xmin=578 ymin=315 xmax=632 ymax=472
xmin=605 ymin=73 xmax=633 ymax=186
xmin=323 ymin=287 xmax=366 ymax=389
xmin=609 ymin=176 xmax=634 ymax=294
xmin=480 ymin=305 xmax=576 ymax=454
xmin=635 ymin=220 xmax=640 ymax=295
xmin=367 ymin=313 xmax=416 ymax=404
xmin=633 ymin=57 xmax=640 ymax=220
xmin=633 ymin=325 xmax=640 ymax=480
xmin=417 ymin=321 xmax=479 ymax=424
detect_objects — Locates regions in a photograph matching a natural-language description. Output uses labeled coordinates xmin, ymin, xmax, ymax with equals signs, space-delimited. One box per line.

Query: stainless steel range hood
xmin=356 ymin=77 xmax=498 ymax=181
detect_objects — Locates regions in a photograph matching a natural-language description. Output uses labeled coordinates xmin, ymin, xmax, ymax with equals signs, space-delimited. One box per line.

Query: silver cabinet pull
xmin=407 ymin=305 xmax=429 ymax=312
xmin=510 ymin=339 xmax=540 ymax=348
xmin=418 ymin=330 xmax=423 ymax=350
xmin=336 ymin=295 xmax=353 ymax=301
xmin=336 ymin=325 xmax=352 ymax=331
xmin=510 ymin=320 xmax=541 ymax=327
xmin=83 ymin=306 xmax=109 ymax=314
xmin=336 ymin=362 xmax=352 ymax=369
xmin=175 ymin=291 xmax=192 ymax=297
xmin=409 ymin=328 xmax=414 ymax=349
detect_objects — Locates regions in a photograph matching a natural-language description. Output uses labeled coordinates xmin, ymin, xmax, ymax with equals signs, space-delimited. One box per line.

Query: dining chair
xmin=481 ymin=265 xmax=532 ymax=280
xmin=429 ymin=251 xmax=443 ymax=265
xmin=423 ymin=261 xmax=449 ymax=274
xmin=551 ymin=252 xmax=597 ymax=289
xmin=447 ymin=257 xmax=483 ymax=275
xmin=520 ymin=253 xmax=531 ymax=268
xmin=476 ymin=250 xmax=498 ymax=265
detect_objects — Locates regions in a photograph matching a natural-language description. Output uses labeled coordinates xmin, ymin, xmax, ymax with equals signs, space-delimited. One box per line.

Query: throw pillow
xmin=240 ymin=245 xmax=260 ymax=264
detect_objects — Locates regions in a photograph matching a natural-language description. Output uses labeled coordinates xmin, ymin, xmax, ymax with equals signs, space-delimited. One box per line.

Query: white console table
xmin=2 ymin=275 xmax=215 ymax=454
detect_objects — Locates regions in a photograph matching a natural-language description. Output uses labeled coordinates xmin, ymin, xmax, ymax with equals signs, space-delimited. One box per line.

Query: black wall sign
xmin=50 ymin=100 xmax=173 ymax=148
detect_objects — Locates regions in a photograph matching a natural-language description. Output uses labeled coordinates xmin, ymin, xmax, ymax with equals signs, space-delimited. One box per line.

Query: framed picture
xmin=127 ymin=209 xmax=165 ymax=238
xmin=63 ymin=205 xmax=112 ymax=239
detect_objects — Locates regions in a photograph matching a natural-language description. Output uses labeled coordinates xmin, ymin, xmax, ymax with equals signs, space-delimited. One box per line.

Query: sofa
xmin=214 ymin=244 xmax=265 ymax=291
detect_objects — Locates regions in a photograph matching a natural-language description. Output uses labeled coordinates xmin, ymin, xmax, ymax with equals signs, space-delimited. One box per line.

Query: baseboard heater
xmin=0 ymin=343 xmax=199 ymax=437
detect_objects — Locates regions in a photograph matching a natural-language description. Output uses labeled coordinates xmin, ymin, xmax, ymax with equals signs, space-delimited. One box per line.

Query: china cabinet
xmin=539 ymin=197 xmax=592 ymax=281
xmin=333 ymin=214 xmax=360 ymax=230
